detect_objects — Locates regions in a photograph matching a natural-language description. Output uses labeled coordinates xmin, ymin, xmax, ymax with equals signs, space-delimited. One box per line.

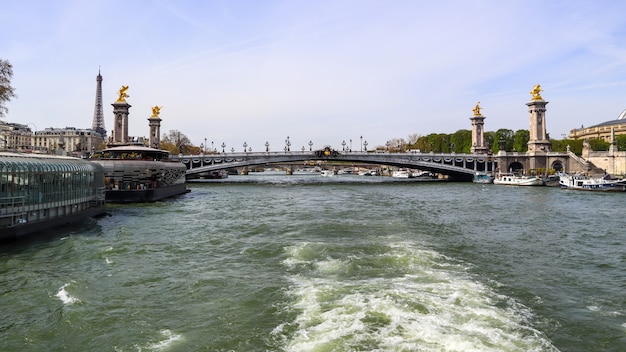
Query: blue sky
xmin=3 ymin=0 xmax=626 ymax=151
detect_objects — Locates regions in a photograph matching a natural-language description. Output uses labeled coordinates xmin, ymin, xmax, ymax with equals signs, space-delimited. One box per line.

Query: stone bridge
xmin=172 ymin=149 xmax=498 ymax=181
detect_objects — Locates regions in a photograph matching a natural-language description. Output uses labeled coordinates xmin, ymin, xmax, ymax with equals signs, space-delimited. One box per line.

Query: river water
xmin=1 ymin=172 xmax=624 ymax=351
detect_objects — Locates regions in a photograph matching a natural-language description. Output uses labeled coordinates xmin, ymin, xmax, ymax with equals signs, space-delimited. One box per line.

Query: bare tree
xmin=161 ymin=129 xmax=193 ymax=154
xmin=0 ymin=58 xmax=17 ymax=119
xmin=407 ymin=133 xmax=420 ymax=145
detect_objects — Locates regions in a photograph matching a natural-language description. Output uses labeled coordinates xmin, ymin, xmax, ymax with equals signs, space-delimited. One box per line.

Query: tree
xmin=384 ymin=137 xmax=407 ymax=152
xmin=492 ymin=129 xmax=514 ymax=152
xmin=407 ymin=133 xmax=420 ymax=145
xmin=0 ymin=59 xmax=17 ymax=118
xmin=450 ymin=129 xmax=472 ymax=153
xmin=512 ymin=129 xmax=529 ymax=153
xmin=616 ymin=135 xmax=626 ymax=151
xmin=161 ymin=130 xmax=193 ymax=154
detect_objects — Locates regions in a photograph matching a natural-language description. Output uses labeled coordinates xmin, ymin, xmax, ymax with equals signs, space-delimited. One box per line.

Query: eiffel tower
xmin=91 ymin=68 xmax=107 ymax=138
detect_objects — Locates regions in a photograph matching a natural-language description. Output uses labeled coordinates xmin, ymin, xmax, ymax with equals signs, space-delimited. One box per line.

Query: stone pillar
xmin=526 ymin=84 xmax=551 ymax=154
xmin=526 ymin=85 xmax=552 ymax=172
xmin=148 ymin=115 xmax=162 ymax=149
xmin=111 ymin=101 xmax=131 ymax=145
xmin=469 ymin=102 xmax=488 ymax=154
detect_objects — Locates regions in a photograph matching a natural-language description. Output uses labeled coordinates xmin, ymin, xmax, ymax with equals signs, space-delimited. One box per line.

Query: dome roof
xmin=585 ymin=108 xmax=626 ymax=129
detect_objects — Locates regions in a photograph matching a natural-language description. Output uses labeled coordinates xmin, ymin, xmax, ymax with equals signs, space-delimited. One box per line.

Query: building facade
xmin=0 ymin=122 xmax=32 ymax=151
xmin=34 ymin=127 xmax=104 ymax=156
xmin=568 ymin=115 xmax=626 ymax=141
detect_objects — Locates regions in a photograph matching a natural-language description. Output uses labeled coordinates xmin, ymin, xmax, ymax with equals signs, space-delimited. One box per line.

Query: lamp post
xmin=221 ymin=142 xmax=226 ymax=153
xmin=231 ymin=147 xmax=235 ymax=153
xmin=342 ymin=140 xmax=346 ymax=152
xmin=301 ymin=146 xmax=305 ymax=153
xmin=285 ymin=136 xmax=291 ymax=152
xmin=364 ymin=140 xmax=368 ymax=151
xmin=265 ymin=141 xmax=269 ymax=152
xmin=243 ymin=141 xmax=247 ymax=153
xmin=211 ymin=141 xmax=214 ymax=153
xmin=360 ymin=136 xmax=363 ymax=152
xmin=204 ymin=137 xmax=207 ymax=153
xmin=309 ymin=140 xmax=313 ymax=151
xmin=200 ymin=143 xmax=204 ymax=155
xmin=349 ymin=139 xmax=352 ymax=152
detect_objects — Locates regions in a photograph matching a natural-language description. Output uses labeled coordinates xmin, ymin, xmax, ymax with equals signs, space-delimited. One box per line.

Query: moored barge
xmin=90 ymin=146 xmax=188 ymax=203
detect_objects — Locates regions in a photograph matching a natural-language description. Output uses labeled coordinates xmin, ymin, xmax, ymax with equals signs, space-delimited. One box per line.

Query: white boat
xmin=493 ymin=172 xmax=544 ymax=186
xmin=320 ymin=170 xmax=335 ymax=177
xmin=559 ymin=173 xmax=626 ymax=192
xmin=392 ymin=169 xmax=411 ymax=178
xmin=413 ymin=170 xmax=434 ymax=178
xmin=473 ymin=172 xmax=494 ymax=184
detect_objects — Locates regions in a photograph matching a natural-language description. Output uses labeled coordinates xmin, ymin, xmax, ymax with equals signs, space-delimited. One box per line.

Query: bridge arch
xmin=176 ymin=150 xmax=499 ymax=182
xmin=503 ymin=161 xmax=524 ymax=174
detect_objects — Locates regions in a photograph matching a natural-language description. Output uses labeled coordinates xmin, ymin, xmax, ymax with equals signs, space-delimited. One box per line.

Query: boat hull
xmin=105 ymin=184 xmax=190 ymax=203
xmin=559 ymin=175 xmax=626 ymax=192
xmin=1 ymin=206 xmax=106 ymax=241
xmin=493 ymin=174 xmax=544 ymax=186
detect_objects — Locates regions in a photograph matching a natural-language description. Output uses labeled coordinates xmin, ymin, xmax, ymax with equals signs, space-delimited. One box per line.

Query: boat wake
xmin=56 ymin=281 xmax=80 ymax=305
xmin=274 ymin=241 xmax=557 ymax=351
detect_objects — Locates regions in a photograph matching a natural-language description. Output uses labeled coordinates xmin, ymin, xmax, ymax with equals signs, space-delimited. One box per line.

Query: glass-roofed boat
xmin=0 ymin=152 xmax=106 ymax=241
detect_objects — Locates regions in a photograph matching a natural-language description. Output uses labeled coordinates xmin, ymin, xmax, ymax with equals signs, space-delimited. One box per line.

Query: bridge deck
xmin=171 ymin=151 xmax=497 ymax=181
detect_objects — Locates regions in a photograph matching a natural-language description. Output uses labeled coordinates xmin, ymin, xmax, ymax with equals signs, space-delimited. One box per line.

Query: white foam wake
xmin=145 ymin=329 xmax=183 ymax=350
xmin=56 ymin=281 xmax=80 ymax=305
xmin=277 ymin=241 xmax=557 ymax=352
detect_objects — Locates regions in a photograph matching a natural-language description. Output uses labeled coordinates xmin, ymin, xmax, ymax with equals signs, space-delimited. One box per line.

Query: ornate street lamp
xmin=200 ymin=143 xmax=204 ymax=155
xmin=301 ymin=146 xmax=305 ymax=153
xmin=308 ymin=140 xmax=313 ymax=151
xmin=350 ymin=139 xmax=352 ymax=152
xmin=211 ymin=141 xmax=214 ymax=152
xmin=285 ymin=136 xmax=291 ymax=152
xmin=221 ymin=142 xmax=226 ymax=153
xmin=231 ymin=147 xmax=235 ymax=153
xmin=204 ymin=137 xmax=207 ymax=153
xmin=364 ymin=140 xmax=368 ymax=151
xmin=243 ymin=141 xmax=247 ymax=153
xmin=342 ymin=140 xmax=346 ymax=152
xmin=265 ymin=141 xmax=269 ymax=152
xmin=360 ymin=136 xmax=363 ymax=152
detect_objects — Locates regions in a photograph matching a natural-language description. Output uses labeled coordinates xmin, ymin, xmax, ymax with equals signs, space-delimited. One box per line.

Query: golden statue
xmin=472 ymin=101 xmax=482 ymax=116
xmin=116 ymin=85 xmax=129 ymax=102
xmin=151 ymin=105 xmax=162 ymax=117
xmin=530 ymin=84 xmax=543 ymax=100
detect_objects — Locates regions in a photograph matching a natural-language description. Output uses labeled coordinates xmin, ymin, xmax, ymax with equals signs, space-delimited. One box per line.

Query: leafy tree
xmin=450 ymin=129 xmax=472 ymax=153
xmin=588 ymin=138 xmax=610 ymax=151
xmin=484 ymin=131 xmax=496 ymax=153
xmin=491 ymin=129 xmax=514 ymax=152
xmin=0 ymin=58 xmax=17 ymax=118
xmin=616 ymin=135 xmax=626 ymax=151
xmin=512 ymin=129 xmax=529 ymax=152
xmin=551 ymin=139 xmax=583 ymax=154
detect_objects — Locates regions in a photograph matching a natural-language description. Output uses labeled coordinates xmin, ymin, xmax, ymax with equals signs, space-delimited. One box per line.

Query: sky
xmin=2 ymin=0 xmax=626 ymax=152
